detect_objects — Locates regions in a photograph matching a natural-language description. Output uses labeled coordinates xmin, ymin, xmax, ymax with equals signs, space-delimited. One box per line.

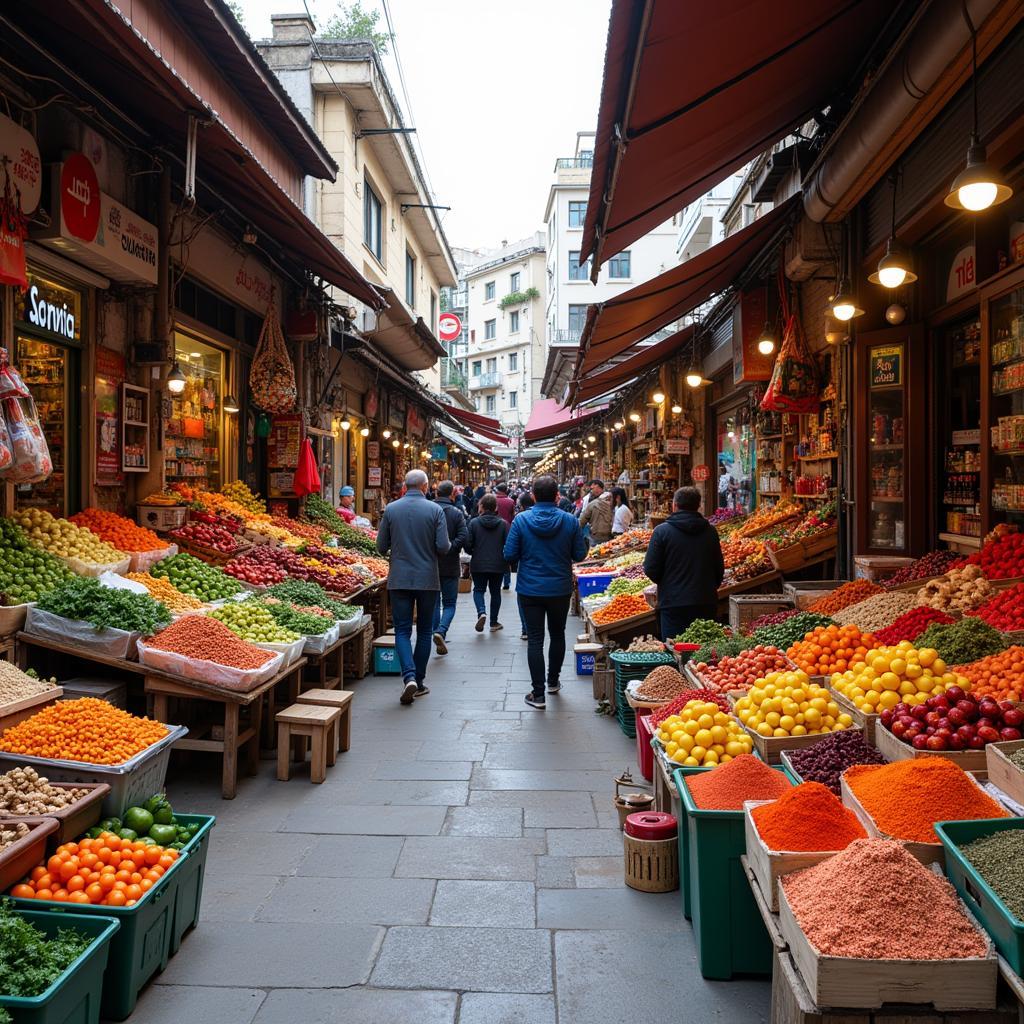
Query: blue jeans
xmin=390 ymin=589 xmax=438 ymax=683
xmin=431 ymin=576 xmax=460 ymax=637
xmin=472 ymin=572 xmax=503 ymax=624
xmin=517 ymin=594 xmax=528 ymax=636
xmin=519 ymin=593 xmax=571 ymax=698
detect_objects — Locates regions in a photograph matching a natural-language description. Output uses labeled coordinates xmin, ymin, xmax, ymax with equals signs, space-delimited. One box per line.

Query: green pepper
xmin=86 ymin=826 xmax=103 ymax=839
xmin=118 ymin=828 xmax=138 ymax=842
xmin=148 ymin=823 xmax=178 ymax=845
xmin=168 ymin=842 xmax=185 ymax=850
xmin=137 ymin=836 xmax=157 ymax=846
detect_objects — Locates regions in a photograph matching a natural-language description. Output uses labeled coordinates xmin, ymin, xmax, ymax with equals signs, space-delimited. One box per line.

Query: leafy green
xmin=0 ymin=898 xmax=91 ymax=997
xmin=36 ymin=577 xmax=171 ymax=635
xmin=302 ymin=496 xmax=379 ymax=555
xmin=263 ymin=601 xmax=334 ymax=635
xmin=265 ymin=580 xmax=359 ymax=619
xmin=916 ymin=616 xmax=1010 ymax=665
xmin=691 ymin=636 xmax=754 ymax=664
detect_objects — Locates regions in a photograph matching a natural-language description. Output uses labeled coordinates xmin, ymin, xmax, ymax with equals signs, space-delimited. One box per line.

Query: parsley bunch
xmin=36 ymin=577 xmax=172 ymax=635
xmin=0 ymin=898 xmax=91 ymax=997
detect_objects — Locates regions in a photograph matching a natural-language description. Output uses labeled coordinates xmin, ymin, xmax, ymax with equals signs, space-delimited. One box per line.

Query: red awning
xmin=575 ymin=196 xmax=797 ymax=378
xmin=524 ymin=399 xmax=607 ymax=443
xmin=444 ymin=406 xmax=510 ymax=445
xmin=580 ymin=0 xmax=894 ymax=271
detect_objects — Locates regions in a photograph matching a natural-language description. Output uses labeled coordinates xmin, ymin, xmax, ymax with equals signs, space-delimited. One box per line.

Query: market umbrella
xmin=292 ymin=437 xmax=322 ymax=497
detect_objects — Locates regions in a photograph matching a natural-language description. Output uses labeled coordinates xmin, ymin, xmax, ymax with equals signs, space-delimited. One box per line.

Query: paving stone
xmin=396 ymin=836 xmax=541 ymax=880
xmin=469 ymin=790 xmax=598 ymax=828
xmin=374 ymin=760 xmax=474 ymax=780
xmin=471 ymin=768 xmax=613 ymax=791
xmin=371 ymin=927 xmax=551 ymax=992
xmin=138 ymin=986 xmax=265 ymax=1024
xmin=194 ymin=874 xmax=280 ymax=921
xmin=444 ymin=806 xmax=523 ymax=837
xmin=316 ymin=780 xmax=470 ymax=805
xmin=252 ymin=988 xmax=457 ymax=1024
xmin=257 ymin=875 xmax=435 ymax=925
xmin=484 ymin=746 xmax=630 ymax=770
xmin=284 ymin=804 xmax=448 ymax=835
xmin=159 ymin=921 xmax=384 ymax=987
xmin=294 ymin=835 xmax=405 ymax=877
xmin=205 ymin=831 xmax=315 ymax=876
xmin=535 ymin=856 xmax=576 ymax=888
xmin=537 ymin=887 xmax=683 ymax=930
xmin=457 ymin=993 xmax=557 ymax=1024
xmin=546 ymin=828 xmax=625 ymax=857
xmin=416 ymin=741 xmax=487 ymax=761
xmin=573 ymin=857 xmax=625 ymax=888
xmin=429 ymin=880 xmax=535 ymax=928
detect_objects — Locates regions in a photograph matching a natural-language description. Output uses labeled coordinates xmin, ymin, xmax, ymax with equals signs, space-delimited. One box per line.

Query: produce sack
xmin=0 ymin=348 xmax=28 ymax=400
xmin=335 ymin=610 xmax=366 ymax=638
xmin=25 ymin=605 xmax=141 ymax=660
xmin=1 ymin=394 xmax=52 ymax=483
xmin=61 ymin=553 xmax=132 ymax=578
xmin=136 ymin=639 xmax=284 ymax=691
xmin=253 ymin=635 xmax=306 ymax=667
xmin=292 ymin=437 xmax=321 ymax=497
xmin=249 ymin=301 xmax=297 ymax=413
xmin=303 ymin=621 xmax=341 ymax=656
xmin=98 ymin=571 xmax=150 ymax=595
xmin=760 ymin=313 xmax=819 ymax=414
xmin=0 ymin=405 xmax=13 ymax=474
xmin=129 ymin=544 xmax=178 ymax=574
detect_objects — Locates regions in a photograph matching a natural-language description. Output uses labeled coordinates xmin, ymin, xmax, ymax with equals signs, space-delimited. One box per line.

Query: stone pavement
xmin=136 ymin=597 xmax=770 ymax=1024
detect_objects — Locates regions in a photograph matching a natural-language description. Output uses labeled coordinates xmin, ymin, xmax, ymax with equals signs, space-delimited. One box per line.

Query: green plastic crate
xmin=935 ymin=818 xmax=1024 ymax=975
xmin=14 ymin=853 xmax=186 ymax=1021
xmin=0 ymin=909 xmax=119 ymax=1024
xmin=168 ymin=814 xmax=215 ymax=955
xmin=670 ymin=764 xmax=713 ymax=920
xmin=674 ymin=763 xmax=796 ymax=979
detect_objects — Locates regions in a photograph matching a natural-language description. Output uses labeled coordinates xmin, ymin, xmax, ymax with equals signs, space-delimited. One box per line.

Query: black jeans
xmin=472 ymin=571 xmax=503 ymax=624
xmin=519 ymin=593 xmax=571 ymax=698
xmin=659 ymin=604 xmax=718 ymax=643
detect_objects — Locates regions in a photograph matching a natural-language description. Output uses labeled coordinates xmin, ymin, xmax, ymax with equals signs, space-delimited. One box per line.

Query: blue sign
xmin=430 ymin=443 xmax=449 ymax=461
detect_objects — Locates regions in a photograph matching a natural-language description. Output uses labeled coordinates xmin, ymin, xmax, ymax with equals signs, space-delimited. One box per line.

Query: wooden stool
xmin=296 ymin=689 xmax=353 ymax=755
xmin=275 ymin=704 xmax=340 ymax=783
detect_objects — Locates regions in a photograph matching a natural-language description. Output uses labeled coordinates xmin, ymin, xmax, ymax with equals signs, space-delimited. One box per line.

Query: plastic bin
xmin=0 ymin=908 xmax=119 ymax=1024
xmin=0 ymin=816 xmax=58 ymax=891
xmin=373 ymin=636 xmax=400 ymax=675
xmin=936 ymin=818 xmax=1024 ymax=975
xmin=574 ymin=642 xmax=603 ymax=676
xmin=0 ymin=725 xmax=189 ymax=818
xmin=577 ymin=572 xmax=619 ymax=597
xmin=37 ymin=783 xmax=110 ymax=847
xmin=56 ymin=679 xmax=128 ymax=710
xmin=673 ymin=764 xmax=796 ymax=979
xmin=167 ymin=813 xmax=215 ymax=954
xmin=14 ymin=850 xmax=187 ymax=1021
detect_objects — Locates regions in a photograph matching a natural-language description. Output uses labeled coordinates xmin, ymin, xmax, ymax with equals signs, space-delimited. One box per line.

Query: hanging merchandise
xmin=0 ymin=347 xmax=29 ymax=399
xmin=2 ymin=394 xmax=52 ymax=482
xmin=761 ymin=281 xmax=819 ymax=414
xmin=0 ymin=164 xmax=28 ymax=289
xmin=249 ymin=300 xmax=297 ymax=413
xmin=292 ymin=437 xmax=322 ymax=497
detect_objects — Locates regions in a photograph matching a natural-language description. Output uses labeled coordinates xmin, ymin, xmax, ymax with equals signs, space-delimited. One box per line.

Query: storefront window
xmin=164 ymin=333 xmax=223 ymax=489
xmin=867 ymin=344 xmax=906 ymax=549
xmin=717 ymin=411 xmax=754 ymax=512
xmin=989 ymin=285 xmax=1024 ymax=527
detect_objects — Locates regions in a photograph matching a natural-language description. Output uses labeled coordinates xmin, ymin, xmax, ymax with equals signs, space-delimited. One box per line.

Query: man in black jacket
xmin=643 ymin=486 xmax=724 ymax=642
xmin=432 ymin=480 xmax=469 ymax=655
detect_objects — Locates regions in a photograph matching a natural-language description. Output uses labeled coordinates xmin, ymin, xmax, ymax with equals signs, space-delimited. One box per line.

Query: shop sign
xmin=665 ymin=437 xmax=690 ymax=455
xmin=367 ymin=466 xmax=382 ymax=486
xmin=365 ymin=389 xmax=379 ymax=420
xmin=60 ymin=153 xmax=101 ymax=242
xmin=431 ymin=443 xmax=448 ymax=462
xmin=21 ymin=271 xmax=82 ymax=343
xmin=732 ymin=287 xmax=773 ymax=384
xmin=0 ymin=113 xmax=41 ymax=214
xmin=946 ymin=244 xmax=975 ymax=302
xmin=388 ymin=393 xmax=406 ymax=430
xmin=692 ymin=463 xmax=710 ymax=482
xmin=95 ymin=346 xmax=124 ymax=485
xmin=438 ymin=312 xmax=462 ymax=343
xmin=267 ymin=413 xmax=303 ymax=470
xmin=367 ymin=440 xmax=380 ymax=460
xmin=869 ymin=345 xmax=902 ymax=388
xmin=952 ymin=428 xmax=980 ymax=445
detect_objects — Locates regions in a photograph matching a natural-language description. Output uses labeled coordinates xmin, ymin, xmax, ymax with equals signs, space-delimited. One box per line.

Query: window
xmin=474 ymin=397 xmax=480 ymax=411
xmin=568 ymin=304 xmax=588 ymax=335
xmin=510 ymin=271 xmax=521 ymax=292
xmin=508 ymin=351 xmax=518 ymax=372
xmin=508 ymin=310 xmax=519 ymax=334
xmin=484 ymin=281 xmax=496 ymax=301
xmin=471 ymin=360 xmax=482 ymax=376
xmin=568 ymin=200 xmax=587 ymax=227
xmin=608 ymin=251 xmax=631 ymax=279
xmin=363 ymin=178 xmax=382 ymax=261
xmin=430 ymin=290 xmax=437 ymax=330
xmin=484 ymin=319 xmax=496 ymax=340
xmin=509 ymin=390 xmax=518 ymax=409
xmin=485 ymin=394 xmax=495 ymax=414
xmin=405 ymin=250 xmax=416 ymax=307
xmin=486 ymin=357 xmax=497 ymax=373
xmin=568 ymin=251 xmax=589 ymax=281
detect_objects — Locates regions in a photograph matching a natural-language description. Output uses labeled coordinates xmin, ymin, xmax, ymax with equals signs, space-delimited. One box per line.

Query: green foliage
xmin=499 ymin=287 xmax=540 ymax=309
xmin=37 ymin=577 xmax=172 ymax=635
xmin=223 ymin=0 xmax=246 ymax=30
xmin=321 ymin=1 xmax=390 ymax=53
xmin=0 ymin=898 xmax=91 ymax=997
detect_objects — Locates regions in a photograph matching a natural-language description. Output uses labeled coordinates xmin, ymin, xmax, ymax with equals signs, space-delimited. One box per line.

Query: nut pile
xmin=832 ymin=591 xmax=919 ymax=632
xmin=0 ymin=766 xmax=88 ymax=815
xmin=627 ymin=635 xmax=665 ymax=653
xmin=916 ymin=564 xmax=994 ymax=613
xmin=635 ymin=665 xmax=686 ymax=701
xmin=0 ymin=820 xmax=29 ymax=852
xmin=0 ymin=661 xmax=58 ymax=705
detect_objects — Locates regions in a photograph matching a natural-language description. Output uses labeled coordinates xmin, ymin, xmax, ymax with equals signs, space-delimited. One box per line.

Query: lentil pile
xmin=144 ymin=615 xmax=274 ymax=669
xmin=844 ymin=758 xmax=1008 ymax=843
xmin=831 ymin=591 xmax=918 ymax=632
xmin=1010 ymin=746 xmax=1024 ymax=771
xmin=635 ymin=665 xmax=686 ymax=701
xmin=0 ymin=662 xmax=58 ymax=705
xmin=809 ymin=579 xmax=884 ymax=615
xmin=785 ymin=729 xmax=886 ymax=794
xmin=782 ymin=838 xmax=988 ymax=959
xmin=0 ymin=766 xmax=88 ymax=815
xmin=684 ymin=753 xmax=792 ymax=810
xmin=959 ymin=828 xmax=1024 ymax=920
xmin=752 ymin=782 xmax=866 ymax=851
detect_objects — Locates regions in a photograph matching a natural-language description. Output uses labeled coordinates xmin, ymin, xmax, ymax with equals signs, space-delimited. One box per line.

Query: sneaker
xmin=400 ymin=681 xmax=418 ymax=705
xmin=475 ymin=613 xmax=486 ymax=632
xmin=490 ymin=622 xmax=503 ymax=632
xmin=415 ymin=684 xmax=430 ymax=697
xmin=547 ymin=682 xmax=562 ymax=694
xmin=502 ymin=586 xmax=510 ymax=591
xmin=524 ymin=693 xmax=546 ymax=709
xmin=520 ymin=633 xmax=528 ymax=641
xmin=432 ymin=631 xmax=448 ymax=656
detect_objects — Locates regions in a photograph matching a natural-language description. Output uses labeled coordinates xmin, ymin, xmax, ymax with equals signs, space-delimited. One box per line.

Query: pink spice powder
xmin=782 ymin=839 xmax=988 ymax=960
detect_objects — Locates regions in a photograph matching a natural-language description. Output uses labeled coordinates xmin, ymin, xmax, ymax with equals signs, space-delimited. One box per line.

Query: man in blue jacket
xmin=504 ymin=474 xmax=588 ymax=709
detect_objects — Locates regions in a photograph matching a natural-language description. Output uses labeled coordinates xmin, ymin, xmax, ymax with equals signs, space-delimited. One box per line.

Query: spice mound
xmin=960 ymin=828 xmax=1024 ymax=921
xmin=844 ymin=758 xmax=1008 ymax=843
xmin=685 ymin=753 xmax=792 ymax=810
xmin=145 ymin=615 xmax=274 ymax=669
xmin=785 ymin=729 xmax=885 ymax=795
xmin=0 ymin=766 xmax=88 ymax=815
xmin=751 ymin=782 xmax=866 ymax=852
xmin=635 ymin=665 xmax=685 ymax=701
xmin=783 ymin=838 xmax=988 ymax=960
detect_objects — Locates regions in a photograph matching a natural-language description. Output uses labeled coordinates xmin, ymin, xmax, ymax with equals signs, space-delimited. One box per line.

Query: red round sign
xmin=691 ymin=464 xmax=710 ymax=482
xmin=60 ymin=152 xmax=100 ymax=242
xmin=438 ymin=312 xmax=463 ymax=344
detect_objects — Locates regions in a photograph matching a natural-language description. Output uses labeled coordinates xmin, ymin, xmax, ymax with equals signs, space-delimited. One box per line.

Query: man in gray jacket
xmin=376 ymin=469 xmax=451 ymax=704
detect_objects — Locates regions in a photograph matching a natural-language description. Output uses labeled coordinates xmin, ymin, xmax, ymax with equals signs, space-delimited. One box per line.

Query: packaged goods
xmin=784 ymin=729 xmax=886 ymax=794
xmin=751 ymin=782 xmax=866 ymax=851
xmin=684 ymin=752 xmax=792 ymax=809
xmin=787 ymin=624 xmax=875 ymax=677
xmin=809 ymin=579 xmax=884 ymax=615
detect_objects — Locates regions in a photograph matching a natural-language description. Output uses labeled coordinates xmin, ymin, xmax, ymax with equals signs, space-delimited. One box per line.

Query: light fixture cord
xmin=963 ymin=1 xmax=979 ymax=138
xmin=889 ymin=170 xmax=898 ymax=240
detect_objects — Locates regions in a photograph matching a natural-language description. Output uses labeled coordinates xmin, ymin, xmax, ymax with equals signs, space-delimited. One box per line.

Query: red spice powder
xmin=844 ymin=758 xmax=1008 ymax=843
xmin=751 ymin=782 xmax=866 ymax=852
xmin=782 ymin=838 xmax=988 ymax=959
xmin=685 ymin=753 xmax=792 ymax=810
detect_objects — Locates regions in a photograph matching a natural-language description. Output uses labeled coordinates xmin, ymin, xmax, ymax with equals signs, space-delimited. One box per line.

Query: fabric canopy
xmin=524 ymin=399 xmax=607 ymax=443
xmin=368 ymin=290 xmax=447 ymax=371
xmin=580 ymin=0 xmax=893 ymax=270
xmin=575 ymin=195 xmax=797 ymax=378
xmin=445 ymin=406 xmax=510 ymax=445
xmin=434 ymin=420 xmax=490 ymax=459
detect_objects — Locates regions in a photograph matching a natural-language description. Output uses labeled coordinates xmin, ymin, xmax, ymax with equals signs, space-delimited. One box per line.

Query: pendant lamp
xmin=869 ymin=173 xmax=917 ymax=288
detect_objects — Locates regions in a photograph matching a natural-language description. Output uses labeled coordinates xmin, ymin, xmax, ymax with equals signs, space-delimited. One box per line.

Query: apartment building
xmin=541 ymin=131 xmax=677 ymax=400
xmin=439 ymin=246 xmax=485 ymax=410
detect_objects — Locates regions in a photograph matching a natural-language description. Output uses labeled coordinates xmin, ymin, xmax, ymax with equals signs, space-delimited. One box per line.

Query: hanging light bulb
xmin=587 ymin=435 xmax=596 ymax=443
xmin=869 ymin=175 xmax=918 ymax=288
xmin=671 ymin=403 xmax=683 ymax=414
xmin=727 ymin=430 xmax=736 ymax=440
xmin=382 ymin=429 xmax=392 ymax=439
xmin=392 ymin=439 xmax=400 ymax=448
xmin=166 ymin=362 xmax=186 ymax=395
xmin=830 ymin=279 xmax=864 ymax=322
xmin=685 ymin=366 xmax=702 ymax=388
xmin=340 ymin=417 xmax=351 ymax=431
xmin=628 ymin=411 xmax=641 ymax=423
xmin=223 ymin=394 xmax=240 ymax=414
xmin=359 ymin=426 xmax=370 ymax=437
xmin=613 ymin=420 xmax=624 ymax=430
xmin=652 ymin=390 xmax=665 ymax=404
xmin=756 ymin=321 xmax=775 ymax=356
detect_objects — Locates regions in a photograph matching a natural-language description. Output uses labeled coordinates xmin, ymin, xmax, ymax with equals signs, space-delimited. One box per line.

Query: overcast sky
xmin=238 ymin=0 xmax=610 ymax=251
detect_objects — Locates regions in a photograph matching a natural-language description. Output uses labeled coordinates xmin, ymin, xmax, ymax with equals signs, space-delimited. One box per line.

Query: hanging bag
xmin=249 ymin=299 xmax=297 ymax=413
xmin=760 ymin=312 xmax=820 ymax=414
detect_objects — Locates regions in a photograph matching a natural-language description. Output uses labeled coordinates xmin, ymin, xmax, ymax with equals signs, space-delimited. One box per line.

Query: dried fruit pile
xmin=884 ymin=550 xmax=963 ymax=588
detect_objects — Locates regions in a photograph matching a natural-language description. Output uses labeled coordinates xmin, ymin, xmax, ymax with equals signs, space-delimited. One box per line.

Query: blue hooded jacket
xmin=504 ymin=501 xmax=588 ymax=597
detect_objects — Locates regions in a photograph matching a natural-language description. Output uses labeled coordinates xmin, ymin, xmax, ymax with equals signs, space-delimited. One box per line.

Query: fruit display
xmin=0 ymin=900 xmax=91 ymax=994
xmin=303 ymin=496 xmax=379 ymax=554
xmin=783 ymin=729 xmax=886 ymax=794
xmin=206 ymin=600 xmax=301 ymax=644
xmin=10 ymin=831 xmax=181 ymax=906
xmin=150 ymin=552 xmax=242 ymax=600
xmin=124 ymin=572 xmax=205 ymax=613
xmin=829 ymin=641 xmax=966 ymax=714
xmin=787 ymin=624 xmax=876 ymax=678
xmin=708 ymin=506 xmax=746 ymax=529
xmin=576 ymin=564 xmax=621 ymax=575
xmin=691 ymin=645 xmax=793 ymax=693
xmin=10 ymin=509 xmax=127 ymax=568
xmin=808 ymin=579 xmax=884 ymax=614
xmin=916 ymin=564 xmax=994 ymax=613
xmin=831 ymin=591 xmax=918 ymax=632
xmin=144 ymin=616 xmax=275 ymax=669
xmin=241 ymin=521 xmax=299 ymax=547
xmin=633 ymin=665 xmax=687 ymax=701
xmin=221 ymin=480 xmax=267 ymax=516
xmin=139 ymin=489 xmax=184 ymax=506
xmin=968 ymin=582 xmax=1024 ymax=632
xmin=298 ymin=557 xmax=363 ymax=594
xmin=750 ymin=611 xmax=835 ymax=650
xmin=721 ymin=543 xmax=773 ymax=584
xmin=69 ymin=509 xmax=166 ymax=552
xmin=955 ymin=646 xmax=1024 ymax=702
xmin=721 ymin=537 xmax=765 ymax=568
xmin=0 ymin=662 xmax=58 ymax=705
xmin=591 ymin=594 xmax=651 ymax=624
xmin=733 ymin=499 xmax=801 ymax=538
xmin=588 ymin=529 xmax=653 ymax=558
xmin=649 ymin=689 xmax=732 ymax=725
xmin=270 ymin=516 xmax=326 ymax=543
xmin=915 ymin=616 xmax=1010 ymax=665
xmin=605 ymin=576 xmax=651 ymax=596
xmin=879 ymin=685 xmax=1022 ymax=751
xmin=169 ymin=521 xmax=246 ymax=554
xmin=655 ymin=700 xmax=755 ymax=766
xmin=223 ymin=550 xmax=289 ymax=588
xmin=872 ymin=606 xmax=956 ymax=646
xmin=733 ymin=672 xmax=854 ymax=738
xmin=0 ymin=698 xmax=168 ymax=765
xmin=172 ymin=483 xmax=267 ymax=524
xmin=745 ymin=608 xmax=800 ymax=634
xmin=91 ymin=794 xmax=199 ymax=850
xmin=36 ymin=576 xmax=171 ymax=635
xmin=0 ymin=767 xmax=88 ymax=815
xmin=606 ymin=550 xmax=646 ymax=569
xmin=303 ymin=545 xmax=389 ymax=580
xmin=0 ymin=518 xmax=74 ymax=604
xmin=965 ymin=524 xmax=1024 ymax=579
xmin=750 ymin=782 xmax=866 ymax=852
xmin=883 ymin=549 xmax=963 ymax=588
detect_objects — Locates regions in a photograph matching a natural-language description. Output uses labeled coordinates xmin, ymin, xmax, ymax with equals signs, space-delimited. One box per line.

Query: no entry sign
xmin=438 ymin=312 xmax=462 ymax=343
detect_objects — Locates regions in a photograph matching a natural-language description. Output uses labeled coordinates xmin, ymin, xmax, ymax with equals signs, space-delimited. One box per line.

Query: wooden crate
xmin=172 ymin=535 xmax=251 ymax=567
xmin=777 ymin=885 xmax=998 ymax=1012
xmin=719 ymin=569 xmax=783 ymax=599
xmin=801 ymin=528 xmax=838 ymax=560
xmin=768 ymin=543 xmax=806 ymax=574
xmin=342 ymin=616 xmax=374 ymax=681
xmin=829 ymin=686 xmax=879 ymax=744
xmin=742 ymin=722 xmax=854 ymax=766
xmin=874 ymin=719 xmax=989 ymax=772
xmin=783 ymin=580 xmax=847 ymax=610
xmin=728 ymin=594 xmax=795 ymax=634
xmin=985 ymin=740 xmax=1024 ymax=806
xmin=0 ymin=632 xmax=15 ymax=663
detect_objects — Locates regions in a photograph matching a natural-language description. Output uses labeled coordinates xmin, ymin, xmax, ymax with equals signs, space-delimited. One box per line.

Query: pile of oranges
xmin=10 ymin=832 xmax=179 ymax=906
xmin=787 ymin=624 xmax=876 ymax=678
xmin=69 ymin=508 xmax=165 ymax=552
xmin=592 ymin=594 xmax=651 ymax=625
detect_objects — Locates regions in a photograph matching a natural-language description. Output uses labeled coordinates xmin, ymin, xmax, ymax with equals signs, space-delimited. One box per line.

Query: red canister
xmin=624 ymin=811 xmax=677 ymax=841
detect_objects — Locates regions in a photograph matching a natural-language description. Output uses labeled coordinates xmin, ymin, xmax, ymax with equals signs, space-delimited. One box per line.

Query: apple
xmin=968 ymin=735 xmax=986 ymax=749
xmin=926 ymin=735 xmax=949 ymax=750
xmin=1000 ymin=727 xmax=1023 ymax=742
xmin=950 ymin=734 xmax=966 ymax=750
xmin=911 ymin=734 xmax=930 ymax=750
xmin=880 ymin=709 xmax=895 ymax=727
xmin=947 ymin=708 xmax=967 ymax=727
xmin=911 ymin=705 xmax=929 ymax=722
xmin=1003 ymin=708 xmax=1024 ymax=728
xmin=945 ymin=685 xmax=966 ymax=704
xmin=956 ymin=700 xmax=978 ymax=721
xmin=978 ymin=725 xmax=1001 ymax=744
xmin=925 ymin=711 xmax=944 ymax=728
xmin=891 ymin=719 xmax=908 ymax=737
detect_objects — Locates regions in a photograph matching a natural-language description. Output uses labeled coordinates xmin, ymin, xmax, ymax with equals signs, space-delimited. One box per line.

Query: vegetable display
xmin=750 ymin=612 xmax=835 ymax=650
xmin=69 ymin=509 xmax=164 ymax=552
xmin=93 ymin=794 xmax=199 ymax=851
xmin=0 ymin=824 xmax=28 ymax=854
xmin=955 ymin=646 xmax=1024 ymax=702
xmin=808 ymin=579 xmax=884 ymax=614
xmin=0 ymin=662 xmax=57 ymax=706
xmin=915 ymin=616 xmax=1010 ymax=665
xmin=303 ymin=496 xmax=379 ymax=554
xmin=265 ymin=580 xmax=359 ymax=619
xmin=872 ymin=606 xmax=955 ymax=646
xmin=11 ymin=509 xmax=126 ymax=566
xmin=884 ymin=550 xmax=963 ymax=588
xmin=145 ymin=616 xmax=274 ymax=669
xmin=783 ymin=729 xmax=885 ymax=794
xmin=968 ymin=582 xmax=1024 ymax=632
xmin=0 ymin=898 xmax=91 ymax=996
xmin=674 ymin=619 xmax=729 ymax=646
xmin=745 ymin=608 xmax=800 ymax=634
xmin=655 ymin=701 xmax=754 ymax=767
xmin=150 ymin=552 xmax=242 ymax=600
xmin=684 ymin=753 xmax=792 ymax=809
xmin=689 ymin=636 xmax=754 ymax=666
xmin=964 ymin=525 xmax=1024 ymax=579
xmin=262 ymin=600 xmax=333 ymax=635
xmin=588 ymin=529 xmax=652 ymax=558
xmin=751 ymin=782 xmax=866 ymax=852
xmin=958 ymin=830 xmax=1024 ymax=922
xmin=591 ymin=594 xmax=651 ymax=624
xmin=170 ymin=522 xmax=246 ymax=554
xmin=36 ymin=577 xmax=171 ymax=635
xmin=207 ymin=601 xmax=301 ymax=644
xmin=0 ymin=518 xmax=74 ymax=603
xmin=124 ymin=572 xmax=205 ymax=613
xmin=691 ymin=645 xmax=792 ymax=693
xmin=733 ymin=673 xmax=854 ymax=738
xmin=879 ymin=685 xmax=1022 ymax=751
xmin=0 ymin=768 xmax=88 ymax=815
xmin=916 ymin=564 xmax=994 ymax=614
xmin=831 ymin=591 xmax=918 ymax=632
xmin=605 ymin=576 xmax=652 ymax=596
xmin=787 ymin=624 xmax=876 ymax=678
xmin=0 ymin=698 xmax=168 ymax=765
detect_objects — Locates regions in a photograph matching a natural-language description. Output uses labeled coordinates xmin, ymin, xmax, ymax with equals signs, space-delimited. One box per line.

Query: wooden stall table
xmin=302 ymin=632 xmax=352 ymax=691
xmin=353 ymin=581 xmax=389 ymax=636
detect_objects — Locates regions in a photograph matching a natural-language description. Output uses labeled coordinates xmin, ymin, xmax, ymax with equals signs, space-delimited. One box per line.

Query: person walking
xmin=579 ymin=479 xmax=614 ymax=546
xmin=464 ymin=493 xmax=508 ymax=632
xmin=504 ymin=474 xmax=588 ymax=709
xmin=431 ymin=480 xmax=468 ymax=656
xmin=611 ymin=486 xmax=633 ymax=535
xmin=494 ymin=483 xmax=515 ymax=589
xmin=643 ymin=486 xmax=724 ymax=642
xmin=513 ymin=491 xmax=534 ymax=639
xmin=376 ymin=469 xmax=451 ymax=704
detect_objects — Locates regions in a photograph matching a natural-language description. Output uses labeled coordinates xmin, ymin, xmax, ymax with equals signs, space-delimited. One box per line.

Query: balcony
xmin=469 ymin=371 xmax=501 ymax=389
xmin=549 ymin=328 xmax=582 ymax=346
xmin=554 ymin=156 xmax=593 ymax=169
xmin=553 ymin=155 xmax=592 ymax=187
xmin=441 ymin=358 xmax=469 ymax=392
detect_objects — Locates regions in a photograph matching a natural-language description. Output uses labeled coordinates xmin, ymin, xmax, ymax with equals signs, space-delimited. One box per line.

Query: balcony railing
xmin=469 ymin=371 xmax=501 ymax=389
xmin=441 ymin=359 xmax=468 ymax=392
xmin=554 ymin=156 xmax=593 ymax=170
xmin=549 ymin=328 xmax=582 ymax=345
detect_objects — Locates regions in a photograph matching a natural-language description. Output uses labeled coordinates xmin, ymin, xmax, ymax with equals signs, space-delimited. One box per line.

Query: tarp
xmin=524 ymin=399 xmax=607 ymax=443
xmin=445 ymin=406 xmax=510 ymax=445
xmin=434 ymin=420 xmax=488 ymax=459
